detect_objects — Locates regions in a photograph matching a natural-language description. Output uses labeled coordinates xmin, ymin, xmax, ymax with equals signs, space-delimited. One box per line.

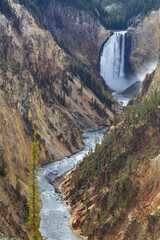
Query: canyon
xmin=56 ymin=7 xmax=160 ymax=240
xmin=0 ymin=0 xmax=160 ymax=239
xmin=0 ymin=0 xmax=114 ymax=238
xmin=126 ymin=9 xmax=160 ymax=77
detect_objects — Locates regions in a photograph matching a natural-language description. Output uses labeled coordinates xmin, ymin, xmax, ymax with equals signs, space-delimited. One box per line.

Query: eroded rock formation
xmin=0 ymin=1 xmax=114 ymax=237
xmin=43 ymin=0 xmax=110 ymax=66
xmin=59 ymin=60 xmax=160 ymax=240
xmin=126 ymin=9 xmax=160 ymax=77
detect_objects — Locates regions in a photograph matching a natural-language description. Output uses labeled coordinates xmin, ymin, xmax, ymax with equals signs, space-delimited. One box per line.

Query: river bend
xmin=39 ymin=127 xmax=108 ymax=240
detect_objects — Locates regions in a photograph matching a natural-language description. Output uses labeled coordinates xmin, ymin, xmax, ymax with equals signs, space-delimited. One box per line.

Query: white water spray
xmin=100 ymin=31 xmax=133 ymax=92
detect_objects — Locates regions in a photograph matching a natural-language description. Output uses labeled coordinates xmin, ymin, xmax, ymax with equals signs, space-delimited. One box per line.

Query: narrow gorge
xmin=1 ymin=0 xmax=160 ymax=239
xmin=39 ymin=20 xmax=160 ymax=239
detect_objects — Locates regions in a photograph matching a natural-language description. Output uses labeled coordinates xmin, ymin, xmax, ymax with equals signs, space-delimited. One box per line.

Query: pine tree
xmin=26 ymin=130 xmax=41 ymax=240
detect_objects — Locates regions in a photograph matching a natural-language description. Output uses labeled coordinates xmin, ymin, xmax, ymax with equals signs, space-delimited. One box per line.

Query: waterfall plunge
xmin=100 ymin=32 xmax=133 ymax=93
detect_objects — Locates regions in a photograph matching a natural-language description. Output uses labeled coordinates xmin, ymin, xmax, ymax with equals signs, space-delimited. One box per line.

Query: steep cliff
xmin=60 ymin=61 xmax=160 ymax=240
xmin=43 ymin=0 xmax=110 ymax=66
xmin=0 ymin=0 xmax=115 ymax=238
xmin=126 ymin=9 xmax=160 ymax=77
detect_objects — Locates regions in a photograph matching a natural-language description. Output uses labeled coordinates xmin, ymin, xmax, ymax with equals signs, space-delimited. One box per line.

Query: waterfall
xmin=100 ymin=31 xmax=132 ymax=93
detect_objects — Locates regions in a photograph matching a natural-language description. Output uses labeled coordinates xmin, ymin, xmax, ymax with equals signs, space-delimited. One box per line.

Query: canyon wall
xmin=60 ymin=60 xmax=160 ymax=240
xmin=43 ymin=0 xmax=110 ymax=66
xmin=0 ymin=1 xmax=114 ymax=237
xmin=126 ymin=9 xmax=160 ymax=77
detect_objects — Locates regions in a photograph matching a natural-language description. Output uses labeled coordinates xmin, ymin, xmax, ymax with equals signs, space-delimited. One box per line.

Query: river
xmin=38 ymin=127 xmax=108 ymax=240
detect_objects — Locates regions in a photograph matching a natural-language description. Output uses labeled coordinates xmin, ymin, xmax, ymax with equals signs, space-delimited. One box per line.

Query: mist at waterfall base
xmin=100 ymin=31 xmax=131 ymax=93
xmin=100 ymin=32 xmax=157 ymax=105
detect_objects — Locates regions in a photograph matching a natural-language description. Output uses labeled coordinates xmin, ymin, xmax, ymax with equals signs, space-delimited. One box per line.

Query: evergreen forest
xmin=1 ymin=0 xmax=160 ymax=30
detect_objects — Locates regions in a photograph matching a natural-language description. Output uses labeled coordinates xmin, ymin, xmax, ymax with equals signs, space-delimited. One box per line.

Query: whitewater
xmin=100 ymin=31 xmax=134 ymax=93
xmin=39 ymin=127 xmax=108 ymax=240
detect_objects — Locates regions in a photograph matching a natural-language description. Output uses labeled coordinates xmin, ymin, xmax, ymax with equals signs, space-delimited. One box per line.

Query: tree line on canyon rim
xmin=1 ymin=0 xmax=160 ymax=32
xmin=5 ymin=0 xmax=160 ymax=30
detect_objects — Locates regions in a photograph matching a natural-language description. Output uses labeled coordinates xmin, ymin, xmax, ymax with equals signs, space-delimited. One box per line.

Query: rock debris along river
xmin=38 ymin=127 xmax=108 ymax=240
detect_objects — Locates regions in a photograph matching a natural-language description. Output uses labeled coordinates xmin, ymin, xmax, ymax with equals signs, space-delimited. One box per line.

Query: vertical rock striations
xmin=43 ymin=0 xmax=111 ymax=66
xmin=0 ymin=0 xmax=114 ymax=238
xmin=126 ymin=9 xmax=160 ymax=76
xmin=60 ymin=60 xmax=160 ymax=240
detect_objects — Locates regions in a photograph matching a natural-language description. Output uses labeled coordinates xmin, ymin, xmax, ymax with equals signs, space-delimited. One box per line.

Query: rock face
xmin=0 ymin=0 xmax=114 ymax=238
xmin=0 ymin=2 xmax=82 ymax=164
xmin=60 ymin=60 xmax=160 ymax=240
xmin=105 ymin=2 xmax=123 ymax=12
xmin=0 ymin=232 xmax=20 ymax=240
xmin=137 ymin=59 xmax=160 ymax=103
xmin=126 ymin=9 xmax=160 ymax=77
xmin=43 ymin=0 xmax=110 ymax=66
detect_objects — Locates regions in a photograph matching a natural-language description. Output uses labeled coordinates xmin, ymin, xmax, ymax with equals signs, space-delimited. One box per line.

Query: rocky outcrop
xmin=137 ymin=59 xmax=160 ymax=101
xmin=43 ymin=0 xmax=110 ymax=66
xmin=105 ymin=2 xmax=123 ymax=12
xmin=126 ymin=9 xmax=160 ymax=77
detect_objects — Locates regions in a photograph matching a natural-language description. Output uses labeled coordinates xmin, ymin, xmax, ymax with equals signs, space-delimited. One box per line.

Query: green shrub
xmin=0 ymin=162 xmax=6 ymax=177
